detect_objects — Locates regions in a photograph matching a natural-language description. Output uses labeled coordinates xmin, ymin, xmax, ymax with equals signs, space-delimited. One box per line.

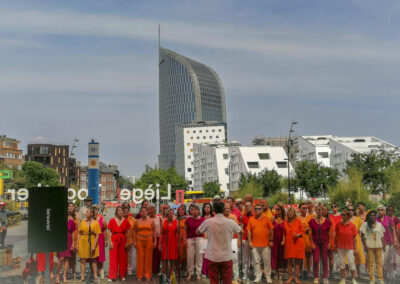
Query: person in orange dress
xmin=159 ymin=208 xmax=178 ymax=281
xmin=283 ymin=207 xmax=305 ymax=284
xmin=298 ymin=203 xmax=313 ymax=279
xmin=134 ymin=206 xmax=157 ymax=281
xmin=177 ymin=205 xmax=187 ymax=277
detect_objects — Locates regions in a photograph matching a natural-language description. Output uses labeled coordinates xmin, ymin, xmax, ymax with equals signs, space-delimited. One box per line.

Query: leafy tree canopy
xmin=203 ymin=180 xmax=221 ymax=198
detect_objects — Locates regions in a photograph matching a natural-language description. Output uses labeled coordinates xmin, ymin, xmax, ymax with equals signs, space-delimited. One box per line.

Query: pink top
xmin=185 ymin=216 xmax=205 ymax=239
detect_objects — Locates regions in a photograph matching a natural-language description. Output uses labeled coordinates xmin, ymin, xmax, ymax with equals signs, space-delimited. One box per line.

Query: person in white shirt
xmin=197 ymin=201 xmax=241 ymax=284
xmin=360 ymin=210 xmax=385 ymax=284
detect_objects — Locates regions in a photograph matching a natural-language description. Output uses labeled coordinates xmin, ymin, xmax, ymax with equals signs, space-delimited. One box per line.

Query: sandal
xmin=286 ymin=276 xmax=293 ymax=283
xmin=78 ymin=278 xmax=85 ymax=283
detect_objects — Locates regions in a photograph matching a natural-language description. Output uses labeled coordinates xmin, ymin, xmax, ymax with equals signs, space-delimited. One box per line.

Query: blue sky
xmin=1 ymin=0 xmax=400 ymax=176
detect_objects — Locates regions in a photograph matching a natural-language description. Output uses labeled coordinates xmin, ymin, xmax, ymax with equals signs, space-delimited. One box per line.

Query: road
xmin=0 ymin=211 xmax=379 ymax=283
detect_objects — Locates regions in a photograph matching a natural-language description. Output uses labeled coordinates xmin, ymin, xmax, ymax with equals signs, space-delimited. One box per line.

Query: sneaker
xmin=266 ymin=276 xmax=272 ymax=283
xmin=107 ymin=279 xmax=113 ymax=282
xmin=121 ymin=278 xmax=126 ymax=281
xmin=254 ymin=276 xmax=262 ymax=283
xmin=339 ymin=279 xmax=346 ymax=284
xmin=314 ymin=278 xmax=319 ymax=284
xmin=352 ymin=279 xmax=358 ymax=284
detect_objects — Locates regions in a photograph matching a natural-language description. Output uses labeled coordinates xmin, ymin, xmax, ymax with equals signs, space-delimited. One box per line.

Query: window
xmin=187 ymin=143 xmax=190 ymax=146
xmin=223 ymin=154 xmax=229 ymax=159
xmin=225 ymin=168 xmax=229 ymax=174
xmin=247 ymin=162 xmax=260 ymax=168
xmin=276 ymin=161 xmax=288 ymax=168
xmin=197 ymin=136 xmax=200 ymax=139
xmin=187 ymin=130 xmax=190 ymax=134
xmin=218 ymin=129 xmax=222 ymax=132
xmin=190 ymin=149 xmax=193 ymax=152
xmin=39 ymin=146 xmax=49 ymax=155
xmin=206 ymin=130 xmax=209 ymax=133
xmin=190 ymin=137 xmax=193 ymax=140
xmin=199 ymin=130 xmax=202 ymax=133
xmin=210 ymin=136 xmax=212 ymax=139
xmin=187 ymin=168 xmax=192 ymax=172
xmin=216 ymin=136 xmax=219 ymax=138
xmin=187 ymin=155 xmax=191 ymax=159
xmin=258 ymin=153 xmax=270 ymax=160
xmin=212 ymin=129 xmax=215 ymax=132
xmin=203 ymin=136 xmax=206 ymax=139
xmin=193 ymin=130 xmax=196 ymax=133
xmin=318 ymin=152 xmax=329 ymax=158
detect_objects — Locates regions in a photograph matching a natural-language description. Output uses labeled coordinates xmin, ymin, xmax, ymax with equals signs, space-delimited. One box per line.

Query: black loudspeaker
xmin=28 ymin=187 xmax=68 ymax=253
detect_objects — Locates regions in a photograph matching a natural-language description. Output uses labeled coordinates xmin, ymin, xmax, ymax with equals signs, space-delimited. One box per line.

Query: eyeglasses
xmin=332 ymin=205 xmax=337 ymax=208
xmin=377 ymin=209 xmax=384 ymax=211
xmin=348 ymin=209 xmax=355 ymax=211
xmin=275 ymin=208 xmax=281 ymax=211
xmin=301 ymin=207 xmax=307 ymax=210
xmin=254 ymin=208 xmax=262 ymax=211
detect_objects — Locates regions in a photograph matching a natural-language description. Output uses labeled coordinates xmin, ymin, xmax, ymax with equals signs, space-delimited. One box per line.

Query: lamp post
xmin=287 ymin=121 xmax=298 ymax=204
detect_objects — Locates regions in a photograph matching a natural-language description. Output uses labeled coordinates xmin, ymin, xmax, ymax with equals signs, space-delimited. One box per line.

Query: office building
xmin=159 ymin=46 xmax=227 ymax=169
xmin=252 ymin=135 xmax=298 ymax=164
xmin=296 ymin=135 xmax=335 ymax=167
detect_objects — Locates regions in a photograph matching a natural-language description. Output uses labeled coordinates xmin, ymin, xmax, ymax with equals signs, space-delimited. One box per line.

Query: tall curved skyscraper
xmin=159 ymin=47 xmax=227 ymax=169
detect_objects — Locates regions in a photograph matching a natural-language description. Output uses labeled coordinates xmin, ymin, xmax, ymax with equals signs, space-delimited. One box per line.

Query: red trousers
xmin=37 ymin=252 xmax=54 ymax=273
xmin=108 ymin=233 xmax=127 ymax=280
xmin=208 ymin=260 xmax=233 ymax=284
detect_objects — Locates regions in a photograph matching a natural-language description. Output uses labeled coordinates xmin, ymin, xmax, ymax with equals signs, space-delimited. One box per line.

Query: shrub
xmin=232 ymin=181 xmax=263 ymax=199
xmin=268 ymin=191 xmax=296 ymax=205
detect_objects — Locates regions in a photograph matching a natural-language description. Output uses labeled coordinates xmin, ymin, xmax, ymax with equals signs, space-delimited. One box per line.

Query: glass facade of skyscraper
xmin=159 ymin=47 xmax=226 ymax=169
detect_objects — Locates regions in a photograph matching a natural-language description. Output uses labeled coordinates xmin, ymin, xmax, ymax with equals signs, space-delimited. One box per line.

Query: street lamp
xmin=287 ymin=121 xmax=298 ymax=204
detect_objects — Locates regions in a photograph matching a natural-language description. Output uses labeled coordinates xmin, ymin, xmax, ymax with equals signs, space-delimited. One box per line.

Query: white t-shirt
xmin=360 ymin=222 xmax=386 ymax=249
xmin=198 ymin=214 xmax=241 ymax=262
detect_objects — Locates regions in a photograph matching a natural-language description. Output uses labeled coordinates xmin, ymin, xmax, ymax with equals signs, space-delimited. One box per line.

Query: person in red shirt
xmin=227 ymin=196 xmax=242 ymax=221
xmin=328 ymin=203 xmax=341 ymax=277
xmin=335 ymin=209 xmax=358 ymax=284
xmin=240 ymin=201 xmax=253 ymax=280
xmin=107 ymin=206 xmax=131 ymax=281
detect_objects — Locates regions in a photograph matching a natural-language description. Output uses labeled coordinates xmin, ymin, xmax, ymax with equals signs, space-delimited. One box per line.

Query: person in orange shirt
xmin=298 ymin=203 xmax=313 ymax=280
xmin=283 ymin=207 xmax=305 ymax=284
xmin=260 ymin=199 xmax=274 ymax=221
xmin=123 ymin=205 xmax=136 ymax=277
xmin=247 ymin=204 xmax=274 ymax=283
xmin=328 ymin=203 xmax=341 ymax=278
xmin=335 ymin=209 xmax=358 ymax=284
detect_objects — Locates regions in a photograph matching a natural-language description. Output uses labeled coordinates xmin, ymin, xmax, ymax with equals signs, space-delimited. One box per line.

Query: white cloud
xmin=1 ymin=9 xmax=400 ymax=61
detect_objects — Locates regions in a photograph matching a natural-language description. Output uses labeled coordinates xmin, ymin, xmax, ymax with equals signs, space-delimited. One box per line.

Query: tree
xmin=258 ymin=169 xmax=282 ymax=197
xmin=294 ymin=160 xmax=340 ymax=197
xmin=134 ymin=167 xmax=188 ymax=197
xmin=233 ymin=181 xmax=263 ymax=199
xmin=119 ymin=176 xmax=134 ymax=190
xmin=22 ymin=162 xmax=62 ymax=188
xmin=345 ymin=150 xmax=400 ymax=197
xmin=203 ymin=181 xmax=220 ymax=198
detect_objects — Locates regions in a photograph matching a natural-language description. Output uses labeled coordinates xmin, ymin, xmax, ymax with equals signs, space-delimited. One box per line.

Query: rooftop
xmin=330 ymin=136 xmax=398 ymax=153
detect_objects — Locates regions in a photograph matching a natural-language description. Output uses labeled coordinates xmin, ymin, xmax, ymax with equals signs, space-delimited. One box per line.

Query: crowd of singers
xmin=40 ymin=195 xmax=400 ymax=284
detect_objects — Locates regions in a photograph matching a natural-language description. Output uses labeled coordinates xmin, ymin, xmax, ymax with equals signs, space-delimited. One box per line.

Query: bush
xmin=232 ymin=181 xmax=263 ymax=199
xmin=268 ymin=191 xmax=296 ymax=205
xmin=328 ymin=168 xmax=373 ymax=210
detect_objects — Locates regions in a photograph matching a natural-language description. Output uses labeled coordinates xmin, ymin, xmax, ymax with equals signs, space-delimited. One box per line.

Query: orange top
xmin=247 ymin=215 xmax=273 ymax=247
xmin=125 ymin=216 xmax=136 ymax=245
xmin=136 ymin=222 xmax=153 ymax=239
xmin=298 ymin=214 xmax=314 ymax=252
xmin=263 ymin=210 xmax=274 ymax=221
xmin=284 ymin=218 xmax=305 ymax=259
xmin=335 ymin=222 xmax=357 ymax=250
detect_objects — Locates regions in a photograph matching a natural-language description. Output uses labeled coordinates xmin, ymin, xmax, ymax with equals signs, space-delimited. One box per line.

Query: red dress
xmin=162 ymin=219 xmax=178 ymax=260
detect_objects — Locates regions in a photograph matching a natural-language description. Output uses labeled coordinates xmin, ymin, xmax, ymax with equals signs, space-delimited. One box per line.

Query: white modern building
xmin=296 ymin=135 xmax=335 ymax=167
xmin=329 ymin=136 xmax=398 ymax=171
xmin=229 ymin=146 xmax=293 ymax=191
xmin=175 ymin=122 xmax=226 ymax=185
xmin=192 ymin=142 xmax=234 ymax=195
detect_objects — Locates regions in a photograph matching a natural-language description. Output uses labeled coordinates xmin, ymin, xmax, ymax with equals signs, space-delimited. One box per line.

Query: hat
xmin=213 ymin=195 xmax=221 ymax=199
xmin=0 ymin=202 xmax=6 ymax=206
xmin=236 ymin=198 xmax=242 ymax=203
xmin=84 ymin=196 xmax=93 ymax=201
